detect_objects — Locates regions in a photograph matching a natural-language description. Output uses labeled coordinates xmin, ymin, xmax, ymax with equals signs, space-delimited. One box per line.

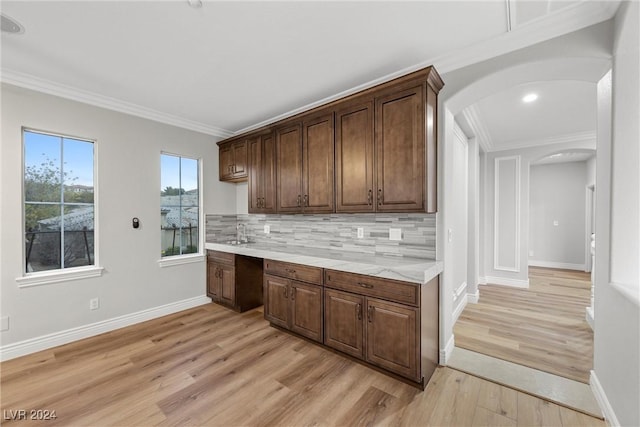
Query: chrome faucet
xmin=237 ymin=223 xmax=247 ymax=243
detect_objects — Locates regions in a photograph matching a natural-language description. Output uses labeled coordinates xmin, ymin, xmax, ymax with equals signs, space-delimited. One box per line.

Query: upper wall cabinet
xmin=217 ymin=66 xmax=443 ymax=213
xmin=248 ymin=132 xmax=277 ymax=214
xmin=218 ymin=138 xmax=248 ymax=182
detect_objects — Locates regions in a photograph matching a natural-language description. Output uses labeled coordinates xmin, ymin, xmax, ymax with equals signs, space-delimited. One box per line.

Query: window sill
xmin=16 ymin=266 xmax=104 ymax=288
xmin=157 ymin=254 xmax=205 ymax=268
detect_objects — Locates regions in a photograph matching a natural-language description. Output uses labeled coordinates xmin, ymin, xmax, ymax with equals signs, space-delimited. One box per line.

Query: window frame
xmin=158 ymin=151 xmax=204 ymax=268
xmin=17 ymin=127 xmax=103 ymax=287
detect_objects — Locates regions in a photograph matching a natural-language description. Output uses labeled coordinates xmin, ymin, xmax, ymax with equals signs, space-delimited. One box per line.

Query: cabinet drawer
xmin=207 ymin=250 xmax=235 ymax=265
xmin=264 ymin=259 xmax=322 ymax=285
xmin=324 ymin=270 xmax=418 ymax=306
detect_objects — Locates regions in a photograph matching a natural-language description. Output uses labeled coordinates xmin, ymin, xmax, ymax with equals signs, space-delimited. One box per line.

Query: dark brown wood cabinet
xmin=248 ymin=132 xmax=277 ymax=213
xmin=302 ymin=113 xmax=335 ymax=213
xmin=335 ymin=101 xmax=375 ymax=213
xmin=366 ymin=298 xmax=419 ymax=381
xmin=263 ymin=259 xmax=323 ymax=343
xmin=206 ymin=250 xmax=263 ymax=312
xmin=324 ymin=269 xmax=439 ymax=385
xmin=219 ymin=139 xmax=248 ymax=182
xmin=375 ymin=85 xmax=425 ymax=212
xmin=275 ymin=124 xmax=304 ymax=213
xmin=221 ymin=66 xmax=443 ymax=213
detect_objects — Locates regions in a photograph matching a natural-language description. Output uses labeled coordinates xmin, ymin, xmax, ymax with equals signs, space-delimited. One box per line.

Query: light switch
xmin=357 ymin=227 xmax=364 ymax=239
xmin=553 ymin=220 xmax=559 ymax=226
xmin=389 ymin=228 xmax=402 ymax=241
xmin=448 ymin=228 xmax=453 ymax=243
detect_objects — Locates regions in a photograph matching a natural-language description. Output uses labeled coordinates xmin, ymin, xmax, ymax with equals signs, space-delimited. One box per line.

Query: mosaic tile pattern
xmin=206 ymin=213 xmax=436 ymax=259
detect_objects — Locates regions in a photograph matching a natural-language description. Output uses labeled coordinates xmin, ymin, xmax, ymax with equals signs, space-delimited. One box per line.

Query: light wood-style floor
xmin=1 ymin=302 xmax=604 ymax=426
xmin=454 ymin=267 xmax=593 ymax=383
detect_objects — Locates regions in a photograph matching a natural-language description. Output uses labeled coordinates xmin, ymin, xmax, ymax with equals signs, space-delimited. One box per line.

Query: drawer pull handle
xmin=367 ymin=305 xmax=374 ymax=323
xmin=358 ymin=282 xmax=373 ymax=289
xmin=297 ymin=195 xmax=301 ymax=207
xmin=284 ymin=286 xmax=288 ymax=298
xmin=377 ymin=188 xmax=382 ymax=206
xmin=291 ymin=287 xmax=296 ymax=300
xmin=357 ymin=303 xmax=362 ymax=320
xmin=367 ymin=189 xmax=372 ymax=206
xmin=303 ymin=194 xmax=308 ymax=207
xmin=286 ymin=269 xmax=296 ymax=274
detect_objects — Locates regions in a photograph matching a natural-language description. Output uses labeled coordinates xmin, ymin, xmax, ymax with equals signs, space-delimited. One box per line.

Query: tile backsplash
xmin=206 ymin=213 xmax=436 ymax=259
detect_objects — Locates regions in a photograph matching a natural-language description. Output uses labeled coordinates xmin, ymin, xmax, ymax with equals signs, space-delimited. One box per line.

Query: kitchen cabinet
xmin=275 ymin=114 xmax=334 ymax=214
xmin=324 ymin=269 xmax=438 ymax=384
xmin=248 ymin=132 xmax=277 ymax=213
xmin=220 ymin=66 xmax=443 ymax=213
xmin=206 ymin=250 xmax=263 ymax=312
xmin=335 ymin=101 xmax=375 ymax=212
xmin=264 ymin=259 xmax=323 ymax=343
xmin=218 ymin=139 xmax=248 ymax=182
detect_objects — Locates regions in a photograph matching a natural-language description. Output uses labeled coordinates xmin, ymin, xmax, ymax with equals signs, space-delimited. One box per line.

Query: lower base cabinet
xmin=264 ymin=260 xmax=323 ymax=343
xmin=263 ymin=258 xmax=439 ymax=388
xmin=207 ymin=250 xmax=263 ymax=312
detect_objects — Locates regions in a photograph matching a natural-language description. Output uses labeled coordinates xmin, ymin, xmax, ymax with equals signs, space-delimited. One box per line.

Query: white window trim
xmin=158 ymin=152 xmax=204 ymax=267
xmin=16 ymin=266 xmax=104 ymax=288
xmin=20 ymin=127 xmax=101 ymax=282
xmin=157 ymin=253 xmax=205 ymax=268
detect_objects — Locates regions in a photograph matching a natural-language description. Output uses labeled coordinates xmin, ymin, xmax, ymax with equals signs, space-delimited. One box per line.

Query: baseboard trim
xmin=478 ymin=276 xmax=487 ymax=285
xmin=484 ymin=276 xmax=530 ymax=288
xmin=468 ymin=290 xmax=480 ymax=304
xmin=0 ymin=295 xmax=212 ymax=361
xmin=585 ymin=307 xmax=595 ymax=331
xmin=440 ymin=334 xmax=455 ymax=365
xmin=528 ymin=260 xmax=586 ymax=271
xmin=590 ymin=370 xmax=618 ymax=426
xmin=453 ymin=296 xmax=468 ymax=323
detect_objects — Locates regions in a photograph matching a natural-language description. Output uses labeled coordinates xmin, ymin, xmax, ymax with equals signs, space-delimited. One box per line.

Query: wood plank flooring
xmin=454 ymin=267 xmax=593 ymax=383
xmin=1 ymin=301 xmax=604 ymax=426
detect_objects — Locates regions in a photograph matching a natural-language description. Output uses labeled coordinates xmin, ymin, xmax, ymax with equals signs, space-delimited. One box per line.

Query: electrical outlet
xmin=264 ymin=225 xmax=270 ymax=234
xmin=448 ymin=229 xmax=453 ymax=243
xmin=357 ymin=227 xmax=364 ymax=239
xmin=389 ymin=228 xmax=402 ymax=241
xmin=89 ymin=298 xmax=100 ymax=311
xmin=553 ymin=220 xmax=559 ymax=226
xmin=0 ymin=316 xmax=9 ymax=331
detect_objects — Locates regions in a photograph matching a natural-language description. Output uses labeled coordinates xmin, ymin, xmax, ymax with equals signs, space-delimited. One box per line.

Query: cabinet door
xmin=375 ymin=85 xmax=425 ymax=212
xmin=207 ymin=260 xmax=220 ymax=301
xmin=219 ymin=144 xmax=234 ymax=180
xmin=324 ymin=289 xmax=364 ymax=359
xmin=231 ymin=140 xmax=248 ymax=178
xmin=261 ymin=133 xmax=277 ymax=214
xmin=302 ymin=114 xmax=334 ymax=213
xmin=366 ymin=298 xmax=419 ymax=381
xmin=276 ymin=124 xmax=303 ymax=213
xmin=290 ymin=281 xmax=323 ymax=343
xmin=248 ymin=137 xmax=262 ymax=213
xmin=264 ymin=274 xmax=290 ymax=329
xmin=335 ymin=102 xmax=375 ymax=213
xmin=220 ymin=264 xmax=235 ymax=306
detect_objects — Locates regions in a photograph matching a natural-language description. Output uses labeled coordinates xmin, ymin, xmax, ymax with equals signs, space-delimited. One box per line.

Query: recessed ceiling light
xmin=522 ymin=93 xmax=538 ymax=103
xmin=1 ymin=13 xmax=25 ymax=34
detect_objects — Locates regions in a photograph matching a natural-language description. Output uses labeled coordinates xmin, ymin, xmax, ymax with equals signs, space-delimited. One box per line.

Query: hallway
xmin=454 ymin=267 xmax=593 ymax=383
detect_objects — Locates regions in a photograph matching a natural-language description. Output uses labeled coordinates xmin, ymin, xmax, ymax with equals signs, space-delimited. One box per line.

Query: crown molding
xmin=0 ymin=68 xmax=234 ymax=139
xmin=490 ymin=130 xmax=597 ymax=153
xmin=462 ymin=105 xmax=494 ymax=152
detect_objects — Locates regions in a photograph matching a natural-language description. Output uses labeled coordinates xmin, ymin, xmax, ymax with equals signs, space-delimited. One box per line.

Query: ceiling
xmin=0 ymin=1 xmax=619 ymax=145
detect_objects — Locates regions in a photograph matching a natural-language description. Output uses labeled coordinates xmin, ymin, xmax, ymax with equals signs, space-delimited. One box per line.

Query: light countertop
xmin=205 ymin=242 xmax=442 ymax=285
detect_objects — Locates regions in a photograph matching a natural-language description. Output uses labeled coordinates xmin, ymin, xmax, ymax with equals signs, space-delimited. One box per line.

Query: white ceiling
xmin=0 ymin=1 xmax=618 ymax=143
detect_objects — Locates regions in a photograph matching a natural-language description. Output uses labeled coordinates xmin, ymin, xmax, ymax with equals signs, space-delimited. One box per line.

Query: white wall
xmin=529 ymin=161 xmax=588 ymax=270
xmin=592 ymin=2 xmax=640 ymax=426
xmin=0 ymin=84 xmax=236 ymax=357
xmin=451 ymin=122 xmax=469 ymax=321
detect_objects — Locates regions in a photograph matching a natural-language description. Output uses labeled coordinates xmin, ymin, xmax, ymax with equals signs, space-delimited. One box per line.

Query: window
xmin=23 ymin=129 xmax=95 ymax=273
xmin=160 ymin=154 xmax=200 ymax=257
